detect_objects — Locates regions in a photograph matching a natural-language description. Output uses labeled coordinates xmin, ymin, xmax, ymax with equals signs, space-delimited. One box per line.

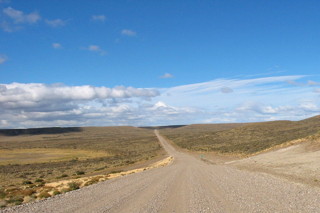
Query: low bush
xmin=7 ymin=195 xmax=24 ymax=205
xmin=84 ymin=177 xmax=100 ymax=186
xmin=109 ymin=170 xmax=123 ymax=174
xmin=75 ymin=171 xmax=85 ymax=175
xmin=57 ymin=174 xmax=68 ymax=179
xmin=67 ymin=182 xmax=80 ymax=191
xmin=0 ymin=189 xmax=6 ymax=199
xmin=22 ymin=180 xmax=33 ymax=185
xmin=35 ymin=178 xmax=44 ymax=183
xmin=38 ymin=191 xmax=51 ymax=199
xmin=52 ymin=190 xmax=60 ymax=195
xmin=19 ymin=189 xmax=35 ymax=196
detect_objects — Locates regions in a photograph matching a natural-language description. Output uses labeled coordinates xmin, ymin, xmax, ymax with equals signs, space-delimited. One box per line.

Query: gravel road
xmin=2 ymin=130 xmax=320 ymax=213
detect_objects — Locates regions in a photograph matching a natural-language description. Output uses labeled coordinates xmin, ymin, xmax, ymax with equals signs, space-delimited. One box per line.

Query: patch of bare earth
xmin=231 ymin=135 xmax=320 ymax=187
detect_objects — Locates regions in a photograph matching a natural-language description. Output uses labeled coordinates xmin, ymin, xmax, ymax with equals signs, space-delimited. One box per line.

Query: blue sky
xmin=0 ymin=0 xmax=320 ymax=128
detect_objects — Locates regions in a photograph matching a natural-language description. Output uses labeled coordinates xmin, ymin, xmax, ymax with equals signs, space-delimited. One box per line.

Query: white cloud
xmin=1 ymin=75 xmax=320 ymax=128
xmin=92 ymin=15 xmax=106 ymax=22
xmin=121 ymin=29 xmax=136 ymax=36
xmin=3 ymin=7 xmax=41 ymax=24
xmin=153 ymin=75 xmax=319 ymax=124
xmin=160 ymin=73 xmax=174 ymax=79
xmin=0 ymin=83 xmax=160 ymax=128
xmin=86 ymin=45 xmax=106 ymax=55
xmin=0 ymin=54 xmax=8 ymax=64
xmin=45 ymin=19 xmax=66 ymax=27
xmin=0 ymin=20 xmax=18 ymax=32
xmin=52 ymin=43 xmax=62 ymax=49
xmin=1 ymin=7 xmax=40 ymax=32
xmin=299 ymin=103 xmax=319 ymax=112
xmin=0 ymin=83 xmax=159 ymax=105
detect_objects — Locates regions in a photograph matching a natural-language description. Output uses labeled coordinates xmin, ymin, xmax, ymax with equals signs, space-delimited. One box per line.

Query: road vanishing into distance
xmin=3 ymin=130 xmax=320 ymax=213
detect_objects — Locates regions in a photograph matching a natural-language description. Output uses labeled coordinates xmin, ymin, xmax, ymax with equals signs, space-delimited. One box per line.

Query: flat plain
xmin=1 ymin=115 xmax=320 ymax=211
xmin=2 ymin=130 xmax=320 ymax=213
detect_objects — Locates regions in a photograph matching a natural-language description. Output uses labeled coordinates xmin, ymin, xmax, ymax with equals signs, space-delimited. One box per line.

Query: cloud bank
xmin=0 ymin=76 xmax=319 ymax=128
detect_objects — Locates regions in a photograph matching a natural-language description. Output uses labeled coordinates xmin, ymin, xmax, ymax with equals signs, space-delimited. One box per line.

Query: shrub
xmin=38 ymin=191 xmax=51 ymax=199
xmin=35 ymin=178 xmax=44 ymax=183
xmin=84 ymin=177 xmax=100 ymax=186
xmin=67 ymin=182 xmax=80 ymax=191
xmin=60 ymin=188 xmax=72 ymax=193
xmin=7 ymin=196 xmax=24 ymax=205
xmin=22 ymin=180 xmax=33 ymax=185
xmin=109 ymin=170 xmax=123 ymax=174
xmin=0 ymin=189 xmax=6 ymax=199
xmin=52 ymin=190 xmax=60 ymax=195
xmin=75 ymin=171 xmax=85 ymax=175
xmin=19 ymin=189 xmax=35 ymax=196
xmin=57 ymin=174 xmax=68 ymax=179
xmin=125 ymin=160 xmax=134 ymax=164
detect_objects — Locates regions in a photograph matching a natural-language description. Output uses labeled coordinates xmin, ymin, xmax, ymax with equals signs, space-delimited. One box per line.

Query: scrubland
xmin=0 ymin=126 xmax=163 ymax=207
xmin=160 ymin=116 xmax=320 ymax=155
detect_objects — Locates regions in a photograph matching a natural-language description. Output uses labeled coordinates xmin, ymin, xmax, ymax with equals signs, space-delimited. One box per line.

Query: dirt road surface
xmin=2 ymin=130 xmax=320 ymax=213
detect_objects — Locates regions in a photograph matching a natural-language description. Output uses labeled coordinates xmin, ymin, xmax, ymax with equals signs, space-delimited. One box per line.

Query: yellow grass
xmin=0 ymin=148 xmax=110 ymax=165
xmin=46 ymin=156 xmax=174 ymax=190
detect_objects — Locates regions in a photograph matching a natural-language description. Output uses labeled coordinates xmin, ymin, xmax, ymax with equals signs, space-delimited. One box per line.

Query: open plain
xmin=2 ymin=129 xmax=320 ymax=213
xmin=0 ymin=127 xmax=164 ymax=207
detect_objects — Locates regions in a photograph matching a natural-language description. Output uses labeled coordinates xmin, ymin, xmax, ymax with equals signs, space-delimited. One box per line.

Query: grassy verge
xmin=0 ymin=156 xmax=173 ymax=208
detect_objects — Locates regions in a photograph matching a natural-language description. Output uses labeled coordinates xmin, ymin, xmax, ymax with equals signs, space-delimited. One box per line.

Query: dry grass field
xmin=0 ymin=126 xmax=163 ymax=207
xmin=160 ymin=115 xmax=320 ymax=155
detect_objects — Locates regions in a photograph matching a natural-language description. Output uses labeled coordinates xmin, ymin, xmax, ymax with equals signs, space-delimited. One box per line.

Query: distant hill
xmin=140 ymin=125 xmax=187 ymax=130
xmin=0 ymin=127 xmax=82 ymax=136
xmin=159 ymin=115 xmax=320 ymax=155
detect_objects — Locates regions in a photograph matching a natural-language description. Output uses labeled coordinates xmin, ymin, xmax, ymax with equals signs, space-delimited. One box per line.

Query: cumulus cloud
xmin=0 ymin=83 xmax=158 ymax=105
xmin=160 ymin=73 xmax=174 ymax=79
xmin=45 ymin=19 xmax=66 ymax=27
xmin=3 ymin=7 xmax=41 ymax=24
xmin=0 ymin=54 xmax=8 ymax=64
xmin=121 ymin=29 xmax=136 ymax=36
xmin=1 ymin=7 xmax=40 ymax=32
xmin=1 ymin=76 xmax=320 ymax=128
xmin=92 ymin=15 xmax=106 ymax=22
xmin=0 ymin=83 xmax=160 ymax=128
xmin=52 ymin=43 xmax=62 ymax=49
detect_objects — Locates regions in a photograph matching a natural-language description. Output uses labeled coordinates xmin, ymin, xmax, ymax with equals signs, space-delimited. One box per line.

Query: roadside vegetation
xmin=0 ymin=126 xmax=163 ymax=208
xmin=160 ymin=115 xmax=320 ymax=155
